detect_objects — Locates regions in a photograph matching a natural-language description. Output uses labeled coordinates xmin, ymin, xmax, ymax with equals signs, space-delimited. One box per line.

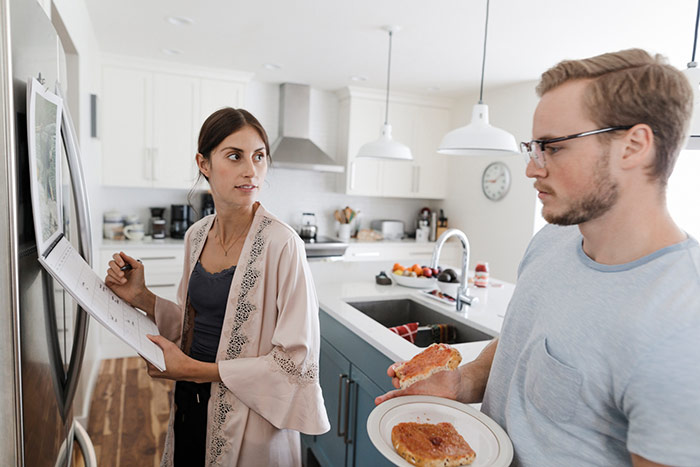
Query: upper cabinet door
xmin=101 ymin=61 xmax=250 ymax=190
xmin=413 ymin=106 xmax=449 ymax=199
xmin=344 ymin=98 xmax=383 ymax=196
xmin=338 ymin=88 xmax=452 ymax=199
xmin=151 ymin=73 xmax=199 ymax=189
xmin=199 ymin=78 xmax=245 ymax=124
xmin=101 ymin=66 xmax=152 ymax=187
xmin=380 ymin=101 xmax=416 ymax=198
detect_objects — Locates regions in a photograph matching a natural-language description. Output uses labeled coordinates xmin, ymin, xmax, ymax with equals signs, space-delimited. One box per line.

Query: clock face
xmin=481 ymin=161 xmax=511 ymax=201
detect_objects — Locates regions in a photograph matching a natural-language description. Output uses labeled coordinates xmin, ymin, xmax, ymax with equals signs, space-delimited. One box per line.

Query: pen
xmin=120 ymin=259 xmax=142 ymax=271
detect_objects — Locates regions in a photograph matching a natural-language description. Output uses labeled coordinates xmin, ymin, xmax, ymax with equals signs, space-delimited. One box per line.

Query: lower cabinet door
xmin=348 ymin=365 xmax=394 ymax=467
xmin=315 ymin=339 xmax=351 ymax=467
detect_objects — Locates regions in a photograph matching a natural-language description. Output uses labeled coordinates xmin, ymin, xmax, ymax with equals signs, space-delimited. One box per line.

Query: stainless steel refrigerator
xmin=1 ymin=0 xmax=96 ymax=464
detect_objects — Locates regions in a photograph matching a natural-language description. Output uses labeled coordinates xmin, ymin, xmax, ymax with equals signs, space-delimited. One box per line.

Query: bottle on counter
xmin=474 ymin=262 xmax=489 ymax=288
xmin=429 ymin=211 xmax=438 ymax=242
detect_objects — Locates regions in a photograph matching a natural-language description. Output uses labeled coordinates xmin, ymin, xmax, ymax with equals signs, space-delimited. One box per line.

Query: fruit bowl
xmin=437 ymin=280 xmax=460 ymax=297
xmin=393 ymin=273 xmax=437 ymax=289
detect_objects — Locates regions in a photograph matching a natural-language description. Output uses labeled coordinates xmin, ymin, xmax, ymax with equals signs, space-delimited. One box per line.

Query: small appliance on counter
xmin=299 ymin=212 xmax=318 ymax=239
xmin=370 ymin=219 xmax=405 ymax=241
xmin=202 ymin=192 xmax=215 ymax=217
xmin=149 ymin=206 xmax=167 ymax=239
xmin=171 ymin=204 xmax=193 ymax=239
xmin=416 ymin=208 xmax=431 ymax=242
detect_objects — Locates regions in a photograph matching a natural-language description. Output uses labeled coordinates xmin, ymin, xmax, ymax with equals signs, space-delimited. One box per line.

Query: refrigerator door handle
xmin=73 ymin=420 xmax=97 ymax=467
xmin=56 ymin=84 xmax=93 ymax=416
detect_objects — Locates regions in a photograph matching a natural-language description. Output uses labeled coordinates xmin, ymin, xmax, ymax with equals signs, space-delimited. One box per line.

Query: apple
xmin=422 ymin=267 xmax=432 ymax=278
xmin=431 ymin=267 xmax=439 ymax=276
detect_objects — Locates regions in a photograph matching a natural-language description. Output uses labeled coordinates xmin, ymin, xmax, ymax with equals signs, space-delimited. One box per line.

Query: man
xmin=375 ymin=49 xmax=700 ymax=466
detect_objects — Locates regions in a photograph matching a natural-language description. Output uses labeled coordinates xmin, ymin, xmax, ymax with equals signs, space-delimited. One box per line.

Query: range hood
xmin=271 ymin=83 xmax=345 ymax=172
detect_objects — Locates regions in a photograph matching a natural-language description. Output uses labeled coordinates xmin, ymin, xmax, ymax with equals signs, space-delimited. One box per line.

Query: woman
xmin=105 ymin=108 xmax=330 ymax=466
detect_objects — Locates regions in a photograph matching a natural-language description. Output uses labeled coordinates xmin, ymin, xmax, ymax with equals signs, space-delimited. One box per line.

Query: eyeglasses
xmin=520 ymin=126 xmax=634 ymax=168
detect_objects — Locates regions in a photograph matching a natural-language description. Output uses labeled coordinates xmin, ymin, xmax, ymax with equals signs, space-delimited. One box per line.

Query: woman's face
xmin=197 ymin=125 xmax=268 ymax=209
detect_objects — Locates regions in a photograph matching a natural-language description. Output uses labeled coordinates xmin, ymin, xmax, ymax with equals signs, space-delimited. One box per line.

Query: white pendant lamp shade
xmin=357 ymin=123 xmax=412 ymax=160
xmin=438 ymin=0 xmax=517 ymax=157
xmin=438 ymin=103 xmax=519 ymax=155
xmin=356 ymin=26 xmax=413 ymax=161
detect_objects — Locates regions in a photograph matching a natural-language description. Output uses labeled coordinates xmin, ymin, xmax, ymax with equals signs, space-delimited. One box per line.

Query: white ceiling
xmin=85 ymin=0 xmax=698 ymax=97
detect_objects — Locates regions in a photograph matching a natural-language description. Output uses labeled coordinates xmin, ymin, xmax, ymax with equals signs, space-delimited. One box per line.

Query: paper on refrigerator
xmin=39 ymin=236 xmax=166 ymax=371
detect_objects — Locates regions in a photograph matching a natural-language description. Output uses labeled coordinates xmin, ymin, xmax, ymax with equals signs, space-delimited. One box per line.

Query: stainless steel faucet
xmin=430 ymin=228 xmax=478 ymax=312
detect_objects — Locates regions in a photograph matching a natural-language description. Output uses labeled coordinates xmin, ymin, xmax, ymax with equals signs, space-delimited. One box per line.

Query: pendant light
xmin=438 ymin=0 xmax=518 ymax=156
xmin=683 ymin=0 xmax=700 ymax=149
xmin=356 ymin=26 xmax=413 ymax=161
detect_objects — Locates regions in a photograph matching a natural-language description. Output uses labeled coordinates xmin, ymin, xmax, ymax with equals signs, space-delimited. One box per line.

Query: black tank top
xmin=187 ymin=261 xmax=235 ymax=363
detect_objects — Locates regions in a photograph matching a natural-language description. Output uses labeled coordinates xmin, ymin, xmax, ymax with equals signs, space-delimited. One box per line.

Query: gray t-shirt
xmin=482 ymin=224 xmax=700 ymax=466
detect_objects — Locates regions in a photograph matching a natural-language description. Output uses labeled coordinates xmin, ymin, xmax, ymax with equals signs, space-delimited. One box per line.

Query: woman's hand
xmin=145 ymin=335 xmax=221 ymax=383
xmin=144 ymin=334 xmax=194 ymax=381
xmin=105 ymin=252 xmax=154 ymax=315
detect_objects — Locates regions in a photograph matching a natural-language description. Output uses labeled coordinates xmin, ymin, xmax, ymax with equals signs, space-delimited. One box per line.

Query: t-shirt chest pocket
xmin=524 ymin=338 xmax=583 ymax=423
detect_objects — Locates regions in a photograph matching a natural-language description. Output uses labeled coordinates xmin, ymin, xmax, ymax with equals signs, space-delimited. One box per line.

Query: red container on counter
xmin=474 ymin=262 xmax=489 ymax=288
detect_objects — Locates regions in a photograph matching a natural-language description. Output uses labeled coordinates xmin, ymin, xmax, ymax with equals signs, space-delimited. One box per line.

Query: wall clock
xmin=481 ymin=161 xmax=511 ymax=201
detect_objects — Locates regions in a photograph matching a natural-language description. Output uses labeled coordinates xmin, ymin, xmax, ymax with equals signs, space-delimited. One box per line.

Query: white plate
xmin=393 ymin=273 xmax=437 ymax=289
xmin=367 ymin=395 xmax=513 ymax=467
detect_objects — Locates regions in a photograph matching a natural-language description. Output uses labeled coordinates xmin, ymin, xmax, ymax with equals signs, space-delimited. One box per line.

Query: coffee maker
xmin=201 ymin=192 xmax=215 ymax=217
xmin=171 ymin=204 xmax=193 ymax=239
xmin=149 ymin=206 xmax=167 ymax=239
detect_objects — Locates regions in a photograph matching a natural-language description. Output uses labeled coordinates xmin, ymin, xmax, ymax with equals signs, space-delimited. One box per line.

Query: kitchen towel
xmin=388 ymin=322 xmax=419 ymax=343
xmin=428 ymin=324 xmax=457 ymax=344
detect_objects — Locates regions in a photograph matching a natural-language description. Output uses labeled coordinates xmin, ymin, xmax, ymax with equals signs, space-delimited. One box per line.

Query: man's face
xmin=527 ymin=80 xmax=619 ymax=226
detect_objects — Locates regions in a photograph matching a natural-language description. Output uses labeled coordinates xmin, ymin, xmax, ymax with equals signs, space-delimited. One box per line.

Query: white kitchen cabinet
xmin=97 ymin=242 xmax=184 ymax=358
xmin=337 ymin=87 xmax=451 ymax=199
xmin=101 ymin=66 xmax=152 ymax=188
xmin=101 ymin=59 xmax=249 ymax=189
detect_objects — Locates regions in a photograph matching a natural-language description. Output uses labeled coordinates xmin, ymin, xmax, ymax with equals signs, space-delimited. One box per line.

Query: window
xmin=668 ymin=150 xmax=700 ymax=239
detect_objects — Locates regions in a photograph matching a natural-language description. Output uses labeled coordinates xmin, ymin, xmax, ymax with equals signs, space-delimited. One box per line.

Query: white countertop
xmin=309 ymin=261 xmax=514 ymax=366
xmin=101 ymin=238 xmax=185 ymax=249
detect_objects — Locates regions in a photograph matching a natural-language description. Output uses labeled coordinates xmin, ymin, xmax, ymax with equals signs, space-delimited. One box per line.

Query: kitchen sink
xmin=346 ymin=299 xmax=494 ymax=347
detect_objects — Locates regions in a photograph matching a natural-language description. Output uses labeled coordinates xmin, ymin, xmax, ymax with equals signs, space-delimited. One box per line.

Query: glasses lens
xmin=519 ymin=142 xmax=532 ymax=164
xmin=532 ymin=143 xmax=545 ymax=168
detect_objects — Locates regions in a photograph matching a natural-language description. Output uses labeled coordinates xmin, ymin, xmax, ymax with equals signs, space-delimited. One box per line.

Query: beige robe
xmin=154 ymin=205 xmax=330 ymax=466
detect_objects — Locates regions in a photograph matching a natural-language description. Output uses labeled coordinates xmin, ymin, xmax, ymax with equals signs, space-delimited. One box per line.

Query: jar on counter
xmin=474 ymin=262 xmax=489 ymax=288
xmin=103 ymin=211 xmax=125 ymax=240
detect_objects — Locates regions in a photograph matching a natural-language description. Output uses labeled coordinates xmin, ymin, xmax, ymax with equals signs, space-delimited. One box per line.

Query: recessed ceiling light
xmin=161 ymin=48 xmax=183 ymax=56
xmin=166 ymin=16 xmax=193 ymax=26
xmin=351 ymin=75 xmax=368 ymax=82
xmin=263 ymin=63 xmax=282 ymax=70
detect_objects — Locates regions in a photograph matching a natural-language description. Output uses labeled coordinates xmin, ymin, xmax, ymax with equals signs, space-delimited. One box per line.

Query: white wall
xmin=440 ymin=81 xmax=540 ymax=283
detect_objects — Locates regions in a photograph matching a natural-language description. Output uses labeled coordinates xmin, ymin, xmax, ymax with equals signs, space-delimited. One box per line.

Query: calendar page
xmin=39 ymin=236 xmax=166 ymax=371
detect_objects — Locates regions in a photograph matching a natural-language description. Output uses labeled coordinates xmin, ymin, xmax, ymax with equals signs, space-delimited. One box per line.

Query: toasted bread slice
xmin=394 ymin=343 xmax=462 ymax=389
xmin=391 ymin=422 xmax=476 ymax=466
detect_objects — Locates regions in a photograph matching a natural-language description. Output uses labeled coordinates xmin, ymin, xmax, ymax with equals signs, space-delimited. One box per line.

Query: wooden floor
xmin=83 ymin=357 xmax=173 ymax=467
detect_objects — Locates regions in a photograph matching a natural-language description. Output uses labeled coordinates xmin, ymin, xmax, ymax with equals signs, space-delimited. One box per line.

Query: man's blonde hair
xmin=537 ymin=49 xmax=693 ymax=185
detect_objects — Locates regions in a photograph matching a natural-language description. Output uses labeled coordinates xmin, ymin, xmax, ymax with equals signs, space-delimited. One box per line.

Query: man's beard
xmin=544 ymin=151 xmax=619 ymax=226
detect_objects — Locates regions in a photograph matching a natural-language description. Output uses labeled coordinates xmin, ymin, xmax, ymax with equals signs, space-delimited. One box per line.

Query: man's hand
xmin=374 ymin=363 xmax=461 ymax=405
xmin=375 ymin=339 xmax=499 ymax=406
